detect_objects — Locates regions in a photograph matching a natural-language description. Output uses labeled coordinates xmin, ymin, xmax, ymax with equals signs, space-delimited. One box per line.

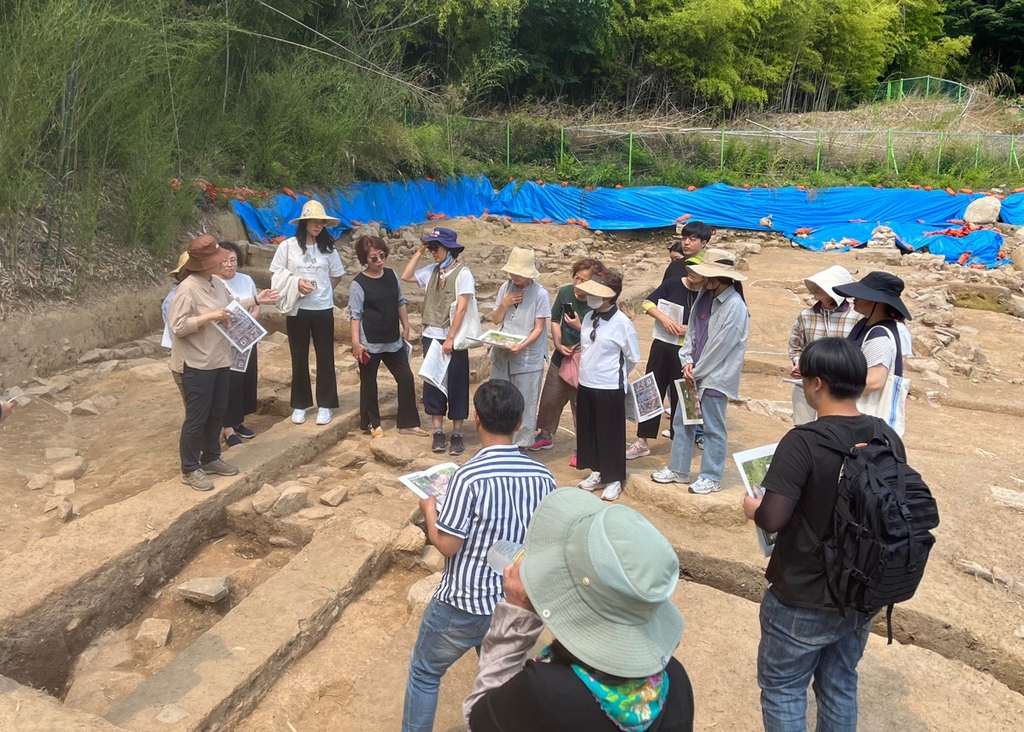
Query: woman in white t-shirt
xmin=269 ymin=200 xmax=346 ymax=426
xmin=834 ymin=271 xmax=912 ymax=436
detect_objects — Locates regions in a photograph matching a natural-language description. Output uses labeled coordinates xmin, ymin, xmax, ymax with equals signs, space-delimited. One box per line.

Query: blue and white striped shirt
xmin=434 ymin=445 xmax=557 ymax=615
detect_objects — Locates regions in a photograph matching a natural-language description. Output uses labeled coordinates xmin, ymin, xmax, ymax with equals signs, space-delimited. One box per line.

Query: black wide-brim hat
xmin=833 ymin=270 xmax=912 ymax=321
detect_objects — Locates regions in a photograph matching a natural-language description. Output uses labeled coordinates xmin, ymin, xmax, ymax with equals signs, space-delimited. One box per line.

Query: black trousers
xmin=576 ymin=384 xmax=627 ymax=483
xmin=179 ymin=365 xmax=230 ymax=473
xmin=224 ymin=345 xmax=259 ymax=428
xmin=358 ymin=348 xmax=421 ymax=430
xmin=421 ymin=337 xmax=470 ymax=421
xmin=286 ymin=309 xmax=339 ymax=409
xmin=637 ymin=338 xmax=682 ymax=440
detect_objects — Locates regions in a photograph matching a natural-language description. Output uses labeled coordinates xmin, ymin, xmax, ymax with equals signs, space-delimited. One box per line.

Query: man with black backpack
xmin=742 ymin=337 xmax=938 ymax=732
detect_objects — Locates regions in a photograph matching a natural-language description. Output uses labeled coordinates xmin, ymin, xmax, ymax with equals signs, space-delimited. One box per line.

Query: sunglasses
xmin=590 ymin=315 xmax=602 ymax=342
xmin=367 ymin=252 xmax=387 ymax=263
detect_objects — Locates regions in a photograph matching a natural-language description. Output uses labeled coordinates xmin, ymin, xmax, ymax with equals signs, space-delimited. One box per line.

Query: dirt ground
xmin=2 ymin=220 xmax=1024 ymax=728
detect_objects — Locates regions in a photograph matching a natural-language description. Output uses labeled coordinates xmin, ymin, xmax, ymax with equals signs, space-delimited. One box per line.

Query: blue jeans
xmin=668 ymin=390 xmax=727 ymax=482
xmin=757 ymin=589 xmax=875 ymax=732
xmin=402 ymin=597 xmax=492 ymax=732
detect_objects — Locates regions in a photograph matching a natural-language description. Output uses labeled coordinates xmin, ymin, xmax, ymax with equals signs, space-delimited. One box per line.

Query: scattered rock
xmin=135 ymin=618 xmax=172 ymax=648
xmin=178 ymin=577 xmax=230 ymax=604
xmin=94 ymin=361 xmax=119 ymax=374
xmin=349 ymin=517 xmax=399 ymax=547
xmin=265 ymin=331 xmax=288 ymax=345
xmin=407 ymin=572 xmax=443 ymax=610
xmin=51 ymin=456 xmax=87 ymax=480
xmin=271 ymin=482 xmax=308 ymax=517
xmin=71 ymin=400 xmax=101 ymax=416
xmin=57 ymin=499 xmax=75 ymax=522
xmin=395 ymin=524 xmax=427 ymax=554
xmin=319 ymin=486 xmax=350 ymax=507
xmin=419 ymin=546 xmax=446 ymax=573
xmin=128 ymin=362 xmax=173 ymax=383
xmin=268 ymin=535 xmax=298 ymax=548
xmin=298 ymin=474 xmax=324 ymax=487
xmin=964 ymin=195 xmax=1001 ymax=225
xmin=327 ymin=447 xmax=365 ymax=469
xmin=27 ymin=472 xmax=53 ymax=491
xmin=368 ymin=436 xmax=415 ymax=468
xmin=52 ymin=480 xmax=76 ymax=496
xmin=990 ymin=486 xmax=1024 ymax=512
xmin=45 ymin=447 xmax=78 ymax=461
xmin=78 ymin=348 xmax=113 ymax=364
xmin=251 ymin=483 xmax=281 ymax=514
xmin=296 ymin=506 xmax=334 ymax=520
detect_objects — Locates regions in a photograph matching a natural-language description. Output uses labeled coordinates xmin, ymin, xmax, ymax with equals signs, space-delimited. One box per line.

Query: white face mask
xmin=586 ymin=295 xmax=605 ymax=309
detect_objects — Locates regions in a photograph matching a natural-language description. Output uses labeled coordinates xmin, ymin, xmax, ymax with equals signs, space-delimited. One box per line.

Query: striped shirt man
xmin=434 ymin=445 xmax=556 ymax=615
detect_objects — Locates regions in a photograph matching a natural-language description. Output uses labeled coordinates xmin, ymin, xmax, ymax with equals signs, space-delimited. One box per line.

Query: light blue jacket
xmin=679 ymin=285 xmax=749 ymax=400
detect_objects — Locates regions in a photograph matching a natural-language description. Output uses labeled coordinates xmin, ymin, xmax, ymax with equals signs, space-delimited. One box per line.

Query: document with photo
xmin=214 ymin=299 xmax=268 ymax=352
xmin=733 ymin=443 xmax=779 ymax=558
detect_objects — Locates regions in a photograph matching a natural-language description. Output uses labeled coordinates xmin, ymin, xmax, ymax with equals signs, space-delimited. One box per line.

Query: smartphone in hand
xmin=562 ymin=302 xmax=575 ymax=318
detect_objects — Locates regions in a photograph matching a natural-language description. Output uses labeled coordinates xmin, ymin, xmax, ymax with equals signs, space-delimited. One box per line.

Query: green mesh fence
xmin=879 ymin=76 xmax=972 ymax=104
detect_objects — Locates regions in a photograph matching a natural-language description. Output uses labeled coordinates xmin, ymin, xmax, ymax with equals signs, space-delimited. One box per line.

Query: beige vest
xmin=421 ymin=262 xmax=466 ymax=328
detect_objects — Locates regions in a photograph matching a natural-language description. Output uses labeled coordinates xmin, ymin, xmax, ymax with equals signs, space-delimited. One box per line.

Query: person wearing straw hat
xmin=489 ymin=247 xmax=552 ymax=448
xmin=463 ymin=489 xmax=695 ymax=731
xmin=401 ymin=226 xmax=477 ymax=456
xmin=787 ymin=265 xmax=862 ymax=425
xmin=170 ymin=235 xmax=275 ymax=491
xmin=833 ymin=271 xmax=913 ymax=436
xmin=652 ymin=250 xmax=749 ymax=495
xmin=568 ymin=269 xmax=640 ymax=502
xmin=269 ymin=199 xmax=346 ymax=427
xmin=161 ymin=249 xmax=191 ymax=406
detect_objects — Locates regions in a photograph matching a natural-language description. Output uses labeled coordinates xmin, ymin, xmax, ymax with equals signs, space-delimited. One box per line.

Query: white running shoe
xmin=316 ymin=407 xmax=333 ymax=425
xmin=661 ymin=429 xmax=672 ymax=438
xmin=651 ymin=467 xmax=689 ymax=484
xmin=688 ymin=477 xmax=722 ymax=494
xmin=291 ymin=408 xmax=307 ymax=425
xmin=625 ymin=440 xmax=651 ymax=460
xmin=600 ymin=481 xmax=622 ymax=501
xmin=577 ymin=471 xmax=603 ymax=491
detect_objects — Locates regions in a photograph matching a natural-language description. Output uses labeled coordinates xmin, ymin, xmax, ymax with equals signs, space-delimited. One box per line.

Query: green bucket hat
xmin=519 ymin=489 xmax=684 ymax=678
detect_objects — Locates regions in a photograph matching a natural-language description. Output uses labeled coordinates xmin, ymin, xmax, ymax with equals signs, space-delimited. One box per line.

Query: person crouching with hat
xmin=269 ymin=200 xmax=346 ymax=427
xmin=833 ymin=271 xmax=913 ymax=436
xmin=567 ymin=269 xmax=640 ymax=502
xmin=401 ymin=226 xmax=476 ymax=456
xmin=787 ymin=265 xmax=862 ymax=425
xmin=489 ymin=248 xmax=552 ymax=448
xmin=463 ymin=489 xmax=695 ymax=731
xmin=652 ymin=250 xmax=749 ymax=495
xmin=169 ymin=235 xmax=278 ymax=491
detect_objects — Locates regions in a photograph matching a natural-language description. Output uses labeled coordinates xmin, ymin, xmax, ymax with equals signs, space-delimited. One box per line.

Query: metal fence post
xmin=936 ymin=131 xmax=944 ymax=175
xmin=628 ymin=132 xmax=634 ymax=185
xmin=506 ymin=120 xmax=511 ymax=170
xmin=899 ymin=79 xmax=904 ymax=100
xmin=1012 ymin=134 xmax=1022 ymax=173
xmin=816 ymin=130 xmax=822 ymax=172
xmin=887 ymin=130 xmax=899 ymax=176
xmin=926 ymin=76 xmax=931 ymax=98
xmin=887 ymin=81 xmax=892 ymax=101
xmin=720 ymin=130 xmax=726 ymax=169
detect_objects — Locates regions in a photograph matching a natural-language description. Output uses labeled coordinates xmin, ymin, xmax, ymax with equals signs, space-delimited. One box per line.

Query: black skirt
xmin=576 ymin=384 xmax=627 ymax=483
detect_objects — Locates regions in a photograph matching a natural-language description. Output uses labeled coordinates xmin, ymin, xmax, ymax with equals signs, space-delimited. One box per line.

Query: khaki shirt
xmin=169 ymin=274 xmax=232 ymax=372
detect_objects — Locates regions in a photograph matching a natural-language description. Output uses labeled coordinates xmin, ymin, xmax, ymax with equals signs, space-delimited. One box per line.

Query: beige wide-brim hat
xmin=688 ymin=248 xmax=747 ymax=282
xmin=288 ymin=199 xmax=341 ymax=227
xmin=574 ymin=277 xmax=616 ymax=299
xmin=501 ymin=247 xmax=541 ymax=279
xmin=804 ymin=265 xmax=853 ymax=306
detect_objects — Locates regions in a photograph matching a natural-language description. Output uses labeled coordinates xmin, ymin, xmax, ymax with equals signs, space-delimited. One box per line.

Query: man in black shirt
xmin=742 ymin=337 xmax=904 ymax=732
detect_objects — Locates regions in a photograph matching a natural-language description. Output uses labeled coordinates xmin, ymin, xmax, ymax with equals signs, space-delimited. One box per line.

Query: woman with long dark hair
xmin=269 ymin=200 xmax=345 ymax=426
xmin=218 ymin=241 xmax=263 ymax=446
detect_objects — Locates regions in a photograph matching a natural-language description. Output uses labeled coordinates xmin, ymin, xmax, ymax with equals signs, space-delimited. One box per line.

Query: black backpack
xmin=797 ymin=420 xmax=939 ymax=642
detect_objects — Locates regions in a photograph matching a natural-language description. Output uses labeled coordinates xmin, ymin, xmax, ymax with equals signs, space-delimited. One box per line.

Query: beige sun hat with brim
xmin=520 ymin=489 xmax=684 ymax=678
xmin=501 ymin=247 xmax=541 ymax=280
xmin=574 ymin=277 xmax=615 ymax=299
xmin=804 ymin=265 xmax=853 ymax=307
xmin=168 ymin=250 xmax=190 ymax=277
xmin=288 ymin=199 xmax=341 ymax=227
xmin=687 ymin=248 xmax=747 ymax=282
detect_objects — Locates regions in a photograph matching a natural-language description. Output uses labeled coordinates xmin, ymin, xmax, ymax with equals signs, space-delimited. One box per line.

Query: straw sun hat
xmin=501 ymin=247 xmax=541 ymax=280
xmin=687 ymin=248 xmax=747 ymax=282
xmin=288 ymin=199 xmax=340 ymax=227
xmin=519 ymin=489 xmax=684 ymax=678
xmin=168 ymin=250 xmax=190 ymax=277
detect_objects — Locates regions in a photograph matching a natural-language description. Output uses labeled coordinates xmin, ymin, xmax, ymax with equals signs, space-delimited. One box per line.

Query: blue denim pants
xmin=757 ymin=589 xmax=876 ymax=732
xmin=402 ymin=597 xmax=492 ymax=732
xmin=668 ymin=390 xmax=728 ymax=482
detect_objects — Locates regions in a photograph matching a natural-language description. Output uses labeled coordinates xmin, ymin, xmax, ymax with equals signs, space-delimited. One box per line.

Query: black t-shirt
xmin=645 ymin=276 xmax=702 ymax=327
xmin=762 ymin=414 xmax=907 ymax=608
xmin=470 ymin=657 xmax=694 ymax=732
xmin=662 ymin=258 xmax=689 ymax=283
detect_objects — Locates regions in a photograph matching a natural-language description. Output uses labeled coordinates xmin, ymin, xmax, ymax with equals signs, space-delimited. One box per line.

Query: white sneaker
xmin=577 ymin=471 xmax=603 ymax=491
xmin=688 ymin=477 xmax=722 ymax=494
xmin=316 ymin=407 xmax=333 ymax=425
xmin=600 ymin=481 xmax=622 ymax=501
xmin=651 ymin=467 xmax=689 ymax=484
xmin=291 ymin=409 xmax=307 ymax=425
xmin=661 ymin=429 xmax=672 ymax=438
xmin=625 ymin=440 xmax=651 ymax=460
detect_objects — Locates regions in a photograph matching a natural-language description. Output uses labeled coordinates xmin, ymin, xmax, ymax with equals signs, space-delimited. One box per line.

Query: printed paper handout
xmin=673 ymin=378 xmax=704 ymax=425
xmin=733 ymin=443 xmax=779 ymax=558
xmin=399 ymin=462 xmax=459 ymax=508
xmin=214 ymin=300 xmax=268 ymax=352
xmin=626 ymin=373 xmax=666 ymax=423
xmin=418 ymin=339 xmax=450 ymax=397
xmin=469 ymin=329 xmax=527 ymax=350
xmin=656 ymin=300 xmax=686 ymax=326
xmin=230 ymin=345 xmax=253 ymax=374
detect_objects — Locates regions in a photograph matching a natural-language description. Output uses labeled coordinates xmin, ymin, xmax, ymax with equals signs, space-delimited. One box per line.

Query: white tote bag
xmin=449 ymin=295 xmax=484 ymax=350
xmin=857 ymin=325 xmax=909 ymax=436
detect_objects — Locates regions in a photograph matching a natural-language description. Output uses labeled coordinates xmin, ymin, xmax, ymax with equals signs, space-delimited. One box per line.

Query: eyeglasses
xmin=572 ymin=273 xmax=588 ymax=284
xmin=224 ymin=258 xmax=238 ymax=265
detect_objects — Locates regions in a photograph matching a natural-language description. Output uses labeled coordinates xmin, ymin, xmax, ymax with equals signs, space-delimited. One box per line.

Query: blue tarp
xmin=234 ymin=177 xmax=1017 ymax=267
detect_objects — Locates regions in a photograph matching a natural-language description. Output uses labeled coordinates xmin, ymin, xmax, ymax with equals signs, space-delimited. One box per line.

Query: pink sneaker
xmin=569 ymin=451 xmax=577 ymax=468
xmin=528 ymin=435 xmax=554 ymax=451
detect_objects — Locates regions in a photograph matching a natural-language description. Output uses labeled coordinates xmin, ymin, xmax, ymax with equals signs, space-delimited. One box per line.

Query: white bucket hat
xmin=804 ymin=265 xmax=854 ymax=307
xmin=501 ymin=247 xmax=541 ymax=279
